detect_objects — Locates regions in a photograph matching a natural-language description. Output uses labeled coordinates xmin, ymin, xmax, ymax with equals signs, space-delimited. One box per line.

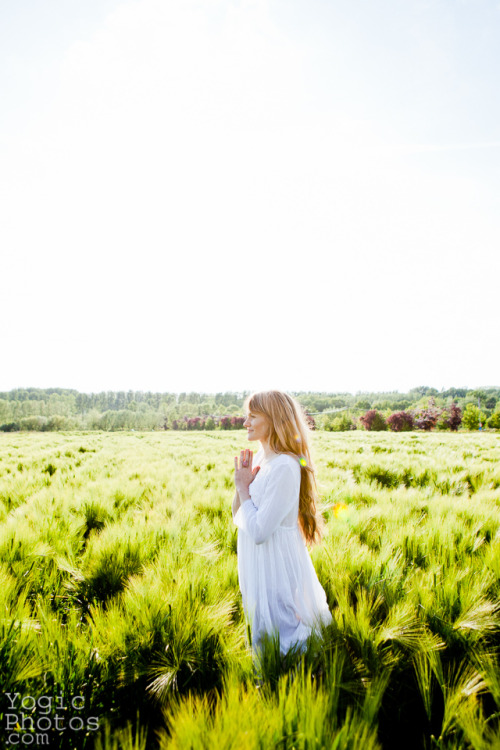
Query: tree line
xmin=0 ymin=386 xmax=499 ymax=432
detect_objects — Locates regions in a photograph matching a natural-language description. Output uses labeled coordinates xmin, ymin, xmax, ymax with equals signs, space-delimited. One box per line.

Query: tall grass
xmin=0 ymin=430 xmax=499 ymax=748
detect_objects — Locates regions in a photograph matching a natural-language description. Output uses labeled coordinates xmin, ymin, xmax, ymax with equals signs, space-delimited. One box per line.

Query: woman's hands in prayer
xmin=234 ymin=449 xmax=260 ymax=501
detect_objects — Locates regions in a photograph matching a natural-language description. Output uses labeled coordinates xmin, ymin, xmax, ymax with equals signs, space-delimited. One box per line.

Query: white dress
xmin=233 ymin=449 xmax=332 ymax=655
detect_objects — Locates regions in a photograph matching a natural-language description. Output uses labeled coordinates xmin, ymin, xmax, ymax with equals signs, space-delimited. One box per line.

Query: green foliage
xmin=95 ymin=720 xmax=148 ymax=750
xmin=355 ymin=399 xmax=372 ymax=410
xmin=1 ymin=432 xmax=500 ymax=748
xmin=387 ymin=411 xmax=414 ymax=432
xmin=462 ymin=404 xmax=487 ymax=431
xmin=321 ymin=412 xmax=355 ymax=431
xmin=360 ymin=410 xmax=387 ymax=431
xmin=2 ymin=386 xmax=500 ymax=433
xmin=161 ymin=664 xmax=382 ymax=750
xmin=487 ymin=411 xmax=500 ymax=429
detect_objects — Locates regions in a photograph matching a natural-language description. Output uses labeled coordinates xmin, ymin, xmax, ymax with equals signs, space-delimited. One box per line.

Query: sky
xmin=1 ymin=0 xmax=499 ymax=395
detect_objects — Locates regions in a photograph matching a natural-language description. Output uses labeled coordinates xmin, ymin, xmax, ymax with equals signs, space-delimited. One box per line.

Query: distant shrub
xmin=0 ymin=422 xmax=20 ymax=432
xmin=387 ymin=411 xmax=414 ymax=432
xmin=19 ymin=416 xmax=48 ymax=431
xmin=321 ymin=412 xmax=355 ymax=431
xmin=436 ymin=412 xmax=450 ymax=430
xmin=187 ymin=417 xmax=204 ymax=430
xmin=462 ymin=404 xmax=487 ymax=430
xmin=359 ymin=410 xmax=387 ymax=431
xmin=304 ymin=411 xmax=316 ymax=430
xmin=14 ymin=415 xmax=75 ymax=432
xmin=437 ymin=403 xmax=462 ymax=432
xmin=412 ymin=399 xmax=442 ymax=431
xmin=44 ymin=415 xmax=73 ymax=431
xmin=487 ymin=412 xmax=500 ymax=429
xmin=169 ymin=415 xmax=243 ymax=431
xmin=319 ymin=414 xmax=332 ymax=431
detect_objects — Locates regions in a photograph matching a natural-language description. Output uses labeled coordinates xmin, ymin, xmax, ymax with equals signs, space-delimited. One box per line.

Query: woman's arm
xmin=232 ymin=489 xmax=241 ymax=519
xmin=234 ymin=459 xmax=300 ymax=545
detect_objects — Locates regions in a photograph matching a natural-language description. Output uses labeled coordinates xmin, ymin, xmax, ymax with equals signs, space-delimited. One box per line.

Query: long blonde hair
xmin=244 ymin=390 xmax=323 ymax=545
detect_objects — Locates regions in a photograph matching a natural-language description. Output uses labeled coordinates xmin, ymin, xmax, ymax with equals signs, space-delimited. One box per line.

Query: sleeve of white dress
xmin=234 ymin=461 xmax=299 ymax=545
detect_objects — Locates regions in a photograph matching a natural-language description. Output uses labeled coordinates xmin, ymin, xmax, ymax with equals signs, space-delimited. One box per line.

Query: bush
xmin=304 ymin=411 xmax=316 ymax=430
xmin=462 ymin=404 xmax=487 ymax=431
xmin=321 ymin=412 xmax=355 ymax=431
xmin=449 ymin=402 xmax=463 ymax=431
xmin=19 ymin=416 xmax=48 ymax=431
xmin=412 ymin=399 xmax=442 ymax=431
xmin=45 ymin=415 xmax=74 ymax=431
xmin=187 ymin=417 xmax=204 ymax=430
xmin=437 ymin=403 xmax=462 ymax=431
xmin=487 ymin=412 xmax=500 ymax=429
xmin=387 ymin=411 xmax=414 ymax=432
xmin=0 ymin=422 xmax=20 ymax=432
xmin=359 ymin=410 xmax=387 ymax=431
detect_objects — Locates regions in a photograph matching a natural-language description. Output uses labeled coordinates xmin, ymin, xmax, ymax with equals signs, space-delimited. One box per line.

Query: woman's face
xmin=243 ymin=410 xmax=270 ymax=443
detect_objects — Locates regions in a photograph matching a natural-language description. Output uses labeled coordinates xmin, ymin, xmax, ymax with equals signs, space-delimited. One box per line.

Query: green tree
xmin=0 ymin=399 xmax=10 ymax=422
xmin=410 ymin=386 xmax=439 ymax=398
xmin=487 ymin=412 xmax=500 ymax=429
xmin=462 ymin=404 xmax=487 ymax=431
xmin=470 ymin=390 xmax=488 ymax=404
xmin=321 ymin=412 xmax=354 ymax=431
xmin=355 ymin=399 xmax=371 ymax=410
xmin=359 ymin=410 xmax=387 ymax=431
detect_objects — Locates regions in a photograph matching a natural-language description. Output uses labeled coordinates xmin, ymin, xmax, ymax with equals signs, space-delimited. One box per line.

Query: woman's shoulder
xmin=275 ymin=452 xmax=300 ymax=463
xmin=272 ymin=453 xmax=301 ymax=473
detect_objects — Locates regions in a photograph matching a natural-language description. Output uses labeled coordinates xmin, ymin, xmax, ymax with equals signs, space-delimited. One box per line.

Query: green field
xmin=1 ymin=431 xmax=500 ymax=749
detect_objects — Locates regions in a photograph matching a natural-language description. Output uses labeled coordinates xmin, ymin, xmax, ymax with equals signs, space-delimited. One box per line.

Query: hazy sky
xmin=1 ymin=0 xmax=499 ymax=395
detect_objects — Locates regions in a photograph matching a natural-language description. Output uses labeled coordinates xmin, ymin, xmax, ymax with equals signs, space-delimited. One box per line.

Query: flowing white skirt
xmin=237 ymin=523 xmax=332 ymax=654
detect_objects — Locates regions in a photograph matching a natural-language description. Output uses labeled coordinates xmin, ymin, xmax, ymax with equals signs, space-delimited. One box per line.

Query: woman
xmin=232 ymin=390 xmax=332 ymax=658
